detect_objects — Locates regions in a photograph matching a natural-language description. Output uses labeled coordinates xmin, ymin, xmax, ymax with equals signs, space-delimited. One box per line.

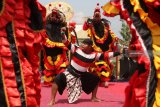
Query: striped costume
xmin=54 ymin=43 xmax=120 ymax=103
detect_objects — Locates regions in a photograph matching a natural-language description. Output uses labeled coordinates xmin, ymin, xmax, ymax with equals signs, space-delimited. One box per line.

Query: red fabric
xmin=43 ymin=70 xmax=57 ymax=76
xmin=72 ymin=56 xmax=92 ymax=67
xmin=83 ymin=21 xmax=89 ymax=30
xmin=101 ymin=76 xmax=110 ymax=81
xmin=0 ymin=0 xmax=46 ymax=106
xmin=44 ymin=62 xmax=56 ymax=71
xmin=69 ymin=22 xmax=76 ymax=28
xmin=0 ymin=0 xmax=15 ymax=29
xmin=8 ymin=97 xmax=21 ymax=107
xmin=119 ymin=4 xmax=150 ymax=107
xmin=71 ymin=35 xmax=76 ymax=44
xmin=110 ymin=0 xmax=121 ymax=9
xmin=43 ymin=53 xmax=68 ymax=79
xmin=102 ymin=2 xmax=151 ymax=106
xmin=0 ymin=4 xmax=22 ymax=103
xmin=104 ymin=52 xmax=109 ymax=60
xmin=64 ymin=40 xmax=70 ymax=47
xmin=102 ymin=1 xmax=152 ymax=107
xmin=146 ymin=2 xmax=160 ymax=26
xmin=123 ymin=70 xmax=148 ymax=107
xmin=94 ymin=7 xmax=100 ymax=13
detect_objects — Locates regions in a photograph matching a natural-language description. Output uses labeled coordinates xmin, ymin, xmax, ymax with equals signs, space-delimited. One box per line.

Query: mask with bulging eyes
xmin=93 ymin=12 xmax=101 ymax=22
xmin=47 ymin=9 xmax=66 ymax=24
xmin=94 ymin=12 xmax=100 ymax=18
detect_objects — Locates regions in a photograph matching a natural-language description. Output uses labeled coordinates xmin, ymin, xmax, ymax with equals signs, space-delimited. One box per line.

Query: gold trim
xmin=46 ymin=55 xmax=61 ymax=66
xmin=12 ymin=22 xmax=27 ymax=106
xmin=144 ymin=0 xmax=156 ymax=3
xmin=43 ymin=75 xmax=55 ymax=82
xmin=91 ymin=30 xmax=115 ymax=52
xmin=32 ymin=29 xmax=45 ymax=33
xmin=54 ymin=54 xmax=61 ymax=65
xmin=0 ymin=57 xmax=10 ymax=106
xmin=47 ymin=56 xmax=54 ymax=65
xmin=45 ymin=38 xmax=66 ymax=47
xmin=68 ymin=29 xmax=72 ymax=42
xmin=0 ymin=0 xmax=5 ymax=15
xmin=89 ymin=25 xmax=108 ymax=43
xmin=101 ymin=71 xmax=110 ymax=77
xmin=44 ymin=64 xmax=50 ymax=70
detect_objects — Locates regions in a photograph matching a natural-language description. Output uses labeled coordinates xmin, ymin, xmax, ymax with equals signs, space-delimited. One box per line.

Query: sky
xmin=38 ymin=0 xmax=122 ymax=39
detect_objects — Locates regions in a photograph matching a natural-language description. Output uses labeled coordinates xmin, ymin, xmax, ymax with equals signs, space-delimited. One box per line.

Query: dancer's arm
xmin=83 ymin=18 xmax=93 ymax=30
xmin=95 ymin=51 xmax=122 ymax=61
xmin=61 ymin=29 xmax=78 ymax=53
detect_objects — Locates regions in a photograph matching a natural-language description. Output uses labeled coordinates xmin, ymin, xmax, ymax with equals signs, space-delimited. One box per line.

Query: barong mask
xmin=46 ymin=8 xmax=66 ymax=25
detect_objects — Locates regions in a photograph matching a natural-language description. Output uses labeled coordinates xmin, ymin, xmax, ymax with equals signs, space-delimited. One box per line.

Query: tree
xmin=120 ymin=20 xmax=132 ymax=46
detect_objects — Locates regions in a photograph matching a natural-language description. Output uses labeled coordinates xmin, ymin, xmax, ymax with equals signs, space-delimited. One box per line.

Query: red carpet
xmin=40 ymin=82 xmax=128 ymax=107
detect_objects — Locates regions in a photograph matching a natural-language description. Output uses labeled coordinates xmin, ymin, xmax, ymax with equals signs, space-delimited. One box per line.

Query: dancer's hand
xmin=61 ymin=27 xmax=66 ymax=35
xmin=122 ymin=48 xmax=129 ymax=57
xmin=87 ymin=18 xmax=93 ymax=27
xmin=60 ymin=27 xmax=68 ymax=43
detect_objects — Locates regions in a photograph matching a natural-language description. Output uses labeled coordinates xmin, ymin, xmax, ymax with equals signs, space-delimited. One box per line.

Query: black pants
xmin=54 ymin=67 xmax=100 ymax=95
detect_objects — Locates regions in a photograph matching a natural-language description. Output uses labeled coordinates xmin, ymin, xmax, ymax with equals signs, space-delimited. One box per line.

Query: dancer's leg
xmin=101 ymin=81 xmax=109 ymax=88
xmin=48 ymin=83 xmax=58 ymax=106
xmin=91 ymin=84 xmax=101 ymax=102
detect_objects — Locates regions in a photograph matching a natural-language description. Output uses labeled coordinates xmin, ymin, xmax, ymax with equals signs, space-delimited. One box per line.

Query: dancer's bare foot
xmin=91 ymin=97 xmax=101 ymax=102
xmin=48 ymin=99 xmax=56 ymax=106
xmin=104 ymin=82 xmax=109 ymax=88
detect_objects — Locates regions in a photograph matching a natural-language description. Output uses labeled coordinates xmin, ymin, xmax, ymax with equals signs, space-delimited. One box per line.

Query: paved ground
xmin=40 ymin=82 xmax=128 ymax=107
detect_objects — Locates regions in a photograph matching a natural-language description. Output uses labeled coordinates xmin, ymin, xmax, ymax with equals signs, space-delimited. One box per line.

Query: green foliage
xmin=111 ymin=59 xmax=117 ymax=76
xmin=120 ymin=20 xmax=132 ymax=46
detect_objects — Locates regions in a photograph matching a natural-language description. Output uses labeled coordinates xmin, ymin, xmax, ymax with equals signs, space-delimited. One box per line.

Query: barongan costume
xmin=102 ymin=0 xmax=160 ymax=107
xmin=42 ymin=8 xmax=77 ymax=86
xmin=83 ymin=4 xmax=118 ymax=82
xmin=0 ymin=0 xmax=45 ymax=106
